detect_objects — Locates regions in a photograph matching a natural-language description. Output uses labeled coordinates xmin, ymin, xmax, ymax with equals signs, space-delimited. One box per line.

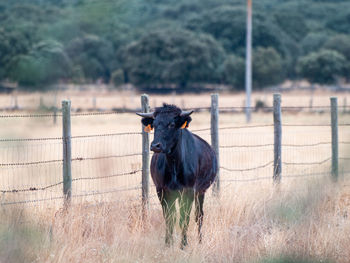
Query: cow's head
xmin=137 ymin=104 xmax=193 ymax=154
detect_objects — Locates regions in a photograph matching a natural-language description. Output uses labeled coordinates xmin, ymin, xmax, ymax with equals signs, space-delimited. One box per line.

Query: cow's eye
xmin=168 ymin=122 xmax=175 ymax=129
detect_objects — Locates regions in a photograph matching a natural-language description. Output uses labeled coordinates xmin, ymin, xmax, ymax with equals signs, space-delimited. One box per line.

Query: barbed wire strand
xmin=1 ymin=181 xmax=64 ymax=193
xmin=219 ymin=141 xmax=350 ymax=149
xmin=71 ymin=169 xmax=142 ymax=182
xmin=1 ymin=186 xmax=141 ymax=206
xmin=220 ymin=160 xmax=274 ymax=172
xmin=220 ymin=143 xmax=274 ymax=148
xmin=72 ymin=153 xmax=142 ymax=162
xmin=220 ymin=170 xmax=350 ymax=183
xmin=0 ymin=153 xmax=142 ymax=166
xmin=0 ymin=105 xmax=338 ymax=119
xmin=0 ymin=169 xmax=141 ymax=193
xmin=0 ymin=132 xmax=141 ymax=142
xmin=1 ymin=122 xmax=350 ymax=142
xmin=0 ymin=159 xmax=63 ymax=167
xmin=282 ymin=157 xmax=331 ymax=166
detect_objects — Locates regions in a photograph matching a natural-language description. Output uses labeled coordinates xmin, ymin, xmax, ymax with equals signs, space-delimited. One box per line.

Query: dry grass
xmin=2 ymin=176 xmax=350 ymax=263
xmin=0 ymin=91 xmax=350 ymax=262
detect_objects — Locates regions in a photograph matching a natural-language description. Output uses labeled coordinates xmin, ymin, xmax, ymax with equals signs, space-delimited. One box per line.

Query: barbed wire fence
xmin=0 ymin=94 xmax=349 ymax=209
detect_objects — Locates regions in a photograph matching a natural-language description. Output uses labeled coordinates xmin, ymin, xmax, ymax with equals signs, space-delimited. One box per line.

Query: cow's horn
xmin=136 ymin=112 xmax=155 ymax=118
xmin=180 ymin=110 xmax=194 ymax=117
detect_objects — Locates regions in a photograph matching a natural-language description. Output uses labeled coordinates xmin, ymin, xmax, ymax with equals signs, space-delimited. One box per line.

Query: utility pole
xmin=245 ymin=0 xmax=252 ymax=123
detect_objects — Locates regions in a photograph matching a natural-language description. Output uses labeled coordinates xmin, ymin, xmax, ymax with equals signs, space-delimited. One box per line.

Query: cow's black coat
xmin=138 ymin=104 xmax=217 ymax=247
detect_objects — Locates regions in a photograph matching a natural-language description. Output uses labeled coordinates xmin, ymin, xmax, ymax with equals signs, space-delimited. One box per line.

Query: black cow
xmin=137 ymin=104 xmax=217 ymax=247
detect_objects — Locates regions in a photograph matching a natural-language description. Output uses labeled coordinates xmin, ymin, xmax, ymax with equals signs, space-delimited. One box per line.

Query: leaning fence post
xmin=141 ymin=94 xmax=150 ymax=217
xmin=62 ymin=100 xmax=72 ymax=206
xmin=273 ymin=94 xmax=282 ymax=183
xmin=211 ymin=94 xmax=220 ymax=194
xmin=331 ymin=97 xmax=338 ymax=181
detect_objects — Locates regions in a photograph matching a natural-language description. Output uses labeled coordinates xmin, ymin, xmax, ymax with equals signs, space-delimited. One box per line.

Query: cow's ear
xmin=141 ymin=117 xmax=154 ymax=127
xmin=176 ymin=115 xmax=192 ymax=129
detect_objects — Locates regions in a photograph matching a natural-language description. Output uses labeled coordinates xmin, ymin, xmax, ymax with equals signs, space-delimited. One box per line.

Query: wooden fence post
xmin=13 ymin=95 xmax=18 ymax=110
xmin=309 ymin=97 xmax=313 ymax=113
xmin=93 ymin=96 xmax=97 ymax=110
xmin=273 ymin=94 xmax=282 ymax=183
xmin=62 ymin=100 xmax=72 ymax=206
xmin=331 ymin=97 xmax=338 ymax=181
xmin=53 ymin=107 xmax=57 ymax=125
xmin=39 ymin=96 xmax=44 ymax=108
xmin=211 ymin=94 xmax=220 ymax=194
xmin=343 ymin=97 xmax=347 ymax=114
xmin=141 ymin=94 xmax=150 ymax=216
xmin=53 ymin=93 xmax=57 ymax=124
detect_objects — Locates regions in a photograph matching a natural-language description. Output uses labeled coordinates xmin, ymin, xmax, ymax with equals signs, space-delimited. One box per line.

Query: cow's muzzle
xmin=150 ymin=142 xmax=162 ymax=153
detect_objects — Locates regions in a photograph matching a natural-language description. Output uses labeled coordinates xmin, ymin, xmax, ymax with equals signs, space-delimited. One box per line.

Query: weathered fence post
xmin=53 ymin=107 xmax=57 ymax=125
xmin=343 ymin=97 xmax=347 ymax=114
xmin=141 ymin=94 xmax=150 ymax=217
xmin=309 ymin=97 xmax=313 ymax=113
xmin=211 ymin=94 xmax=220 ymax=194
xmin=13 ymin=95 xmax=18 ymax=110
xmin=331 ymin=97 xmax=338 ymax=181
xmin=93 ymin=96 xmax=97 ymax=110
xmin=53 ymin=92 xmax=58 ymax=124
xmin=273 ymin=94 xmax=282 ymax=183
xmin=62 ymin=100 xmax=72 ymax=206
xmin=39 ymin=96 xmax=44 ymax=108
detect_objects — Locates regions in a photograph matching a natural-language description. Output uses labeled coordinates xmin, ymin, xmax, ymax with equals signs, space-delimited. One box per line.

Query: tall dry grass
xmin=1 ymin=174 xmax=349 ymax=263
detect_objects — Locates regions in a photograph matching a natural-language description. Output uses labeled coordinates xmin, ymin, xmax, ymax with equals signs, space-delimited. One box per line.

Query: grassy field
xmin=0 ymin=90 xmax=349 ymax=263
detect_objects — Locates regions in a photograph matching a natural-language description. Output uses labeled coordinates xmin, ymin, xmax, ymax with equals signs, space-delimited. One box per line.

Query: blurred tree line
xmin=1 ymin=0 xmax=350 ymax=91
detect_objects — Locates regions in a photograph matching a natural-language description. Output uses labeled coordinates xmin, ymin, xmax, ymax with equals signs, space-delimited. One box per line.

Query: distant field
xmin=0 ymin=90 xmax=349 ymax=262
xmin=0 ymin=89 xmax=349 ymax=111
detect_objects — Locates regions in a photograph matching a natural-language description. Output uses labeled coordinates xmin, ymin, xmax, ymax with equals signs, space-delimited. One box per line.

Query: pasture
xmin=0 ymin=90 xmax=350 ymax=263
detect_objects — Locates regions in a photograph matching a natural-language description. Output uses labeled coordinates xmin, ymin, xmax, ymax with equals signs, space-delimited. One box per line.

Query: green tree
xmin=297 ymin=49 xmax=349 ymax=84
xmin=300 ymin=32 xmax=329 ymax=55
xmin=185 ymin=6 xmax=296 ymax=58
xmin=9 ymin=39 xmax=71 ymax=87
xmin=326 ymin=10 xmax=350 ymax=34
xmin=253 ymin=47 xmax=285 ymax=88
xmin=120 ymin=29 xmax=225 ymax=88
xmin=273 ymin=12 xmax=309 ymax=41
xmin=324 ymin=34 xmax=350 ymax=61
xmin=65 ymin=35 xmax=114 ymax=82
xmin=0 ymin=28 xmax=33 ymax=80
xmin=221 ymin=55 xmax=245 ymax=90
xmin=184 ymin=6 xmax=246 ymax=54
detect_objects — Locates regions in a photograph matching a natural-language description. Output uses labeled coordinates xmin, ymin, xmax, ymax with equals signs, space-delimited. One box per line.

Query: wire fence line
xmin=219 ymin=141 xmax=350 ymax=148
xmin=220 ymin=161 xmax=274 ymax=172
xmin=0 ymin=103 xmax=347 ymax=120
xmin=282 ymin=157 xmax=332 ymax=166
xmin=0 ymin=124 xmax=349 ymax=143
xmin=1 ymin=139 xmax=347 ymax=167
xmin=1 ymin=186 xmax=142 ymax=206
xmin=0 ymin=104 xmax=344 ymax=119
xmin=0 ymin=94 xmax=349 ymax=207
xmin=0 ymin=153 xmax=142 ymax=166
xmin=1 ymin=169 xmax=142 ymax=194
xmin=220 ymin=171 xmax=350 ymax=183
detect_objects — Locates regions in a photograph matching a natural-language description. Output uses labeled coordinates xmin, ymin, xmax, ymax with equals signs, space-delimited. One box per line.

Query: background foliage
xmin=1 ymin=0 xmax=350 ymax=90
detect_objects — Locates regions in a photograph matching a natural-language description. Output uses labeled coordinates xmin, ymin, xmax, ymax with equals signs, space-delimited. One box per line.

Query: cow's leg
xmin=195 ymin=192 xmax=205 ymax=243
xmin=157 ymin=189 xmax=177 ymax=246
xmin=178 ymin=189 xmax=194 ymax=248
